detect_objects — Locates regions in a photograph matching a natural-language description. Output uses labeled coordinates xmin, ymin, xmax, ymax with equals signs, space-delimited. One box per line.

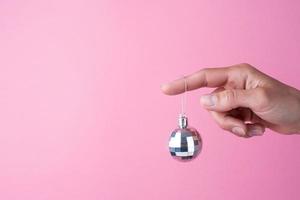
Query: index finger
xmin=161 ymin=67 xmax=231 ymax=95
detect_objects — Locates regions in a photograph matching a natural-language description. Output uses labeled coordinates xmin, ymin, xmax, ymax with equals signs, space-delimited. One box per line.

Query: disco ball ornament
xmin=168 ymin=114 xmax=202 ymax=161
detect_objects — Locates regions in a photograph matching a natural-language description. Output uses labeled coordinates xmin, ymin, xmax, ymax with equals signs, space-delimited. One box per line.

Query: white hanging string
xmin=181 ymin=76 xmax=187 ymax=115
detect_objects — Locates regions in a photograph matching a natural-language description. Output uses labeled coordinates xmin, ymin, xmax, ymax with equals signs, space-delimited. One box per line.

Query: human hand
xmin=161 ymin=63 xmax=300 ymax=138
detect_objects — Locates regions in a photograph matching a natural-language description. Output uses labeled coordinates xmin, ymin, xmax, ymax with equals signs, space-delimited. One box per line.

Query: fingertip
xmin=160 ymin=83 xmax=172 ymax=95
xmin=246 ymin=124 xmax=265 ymax=136
xmin=231 ymin=126 xmax=247 ymax=137
xmin=160 ymin=79 xmax=184 ymax=95
xmin=210 ymin=111 xmax=248 ymax=137
xmin=200 ymin=94 xmax=217 ymax=108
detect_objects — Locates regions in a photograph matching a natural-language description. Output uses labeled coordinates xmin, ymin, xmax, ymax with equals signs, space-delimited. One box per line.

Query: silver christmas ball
xmin=168 ymin=115 xmax=202 ymax=161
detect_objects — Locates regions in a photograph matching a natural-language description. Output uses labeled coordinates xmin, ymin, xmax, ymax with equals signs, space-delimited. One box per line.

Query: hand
xmin=161 ymin=63 xmax=300 ymax=138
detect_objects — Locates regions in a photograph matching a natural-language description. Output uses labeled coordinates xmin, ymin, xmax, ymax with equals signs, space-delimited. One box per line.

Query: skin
xmin=161 ymin=63 xmax=300 ymax=138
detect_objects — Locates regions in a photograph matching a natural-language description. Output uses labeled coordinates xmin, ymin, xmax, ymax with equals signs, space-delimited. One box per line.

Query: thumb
xmin=200 ymin=88 xmax=262 ymax=112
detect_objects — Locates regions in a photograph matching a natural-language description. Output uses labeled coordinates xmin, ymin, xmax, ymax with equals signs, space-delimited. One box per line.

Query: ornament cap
xmin=178 ymin=114 xmax=188 ymax=128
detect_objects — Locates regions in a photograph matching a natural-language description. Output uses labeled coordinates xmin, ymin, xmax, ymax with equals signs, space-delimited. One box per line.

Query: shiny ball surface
xmin=168 ymin=127 xmax=202 ymax=161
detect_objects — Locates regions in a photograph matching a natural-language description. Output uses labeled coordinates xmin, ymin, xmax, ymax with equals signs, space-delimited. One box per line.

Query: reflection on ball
xmin=168 ymin=127 xmax=202 ymax=161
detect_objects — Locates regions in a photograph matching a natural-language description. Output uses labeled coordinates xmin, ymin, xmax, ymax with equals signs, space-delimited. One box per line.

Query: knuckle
xmin=218 ymin=121 xmax=228 ymax=130
xmin=240 ymin=62 xmax=252 ymax=68
xmin=212 ymin=113 xmax=228 ymax=130
xmin=222 ymin=90 xmax=237 ymax=108
xmin=231 ymin=63 xmax=255 ymax=73
xmin=219 ymin=116 xmax=231 ymax=130
xmin=198 ymin=68 xmax=209 ymax=75
xmin=255 ymin=88 xmax=270 ymax=109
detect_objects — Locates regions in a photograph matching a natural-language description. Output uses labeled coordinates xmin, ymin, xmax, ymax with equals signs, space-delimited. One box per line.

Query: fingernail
xmin=200 ymin=95 xmax=217 ymax=106
xmin=248 ymin=127 xmax=264 ymax=136
xmin=232 ymin=127 xmax=246 ymax=137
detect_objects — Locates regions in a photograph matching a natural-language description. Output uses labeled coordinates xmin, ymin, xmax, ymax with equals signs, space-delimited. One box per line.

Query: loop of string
xmin=181 ymin=76 xmax=187 ymax=115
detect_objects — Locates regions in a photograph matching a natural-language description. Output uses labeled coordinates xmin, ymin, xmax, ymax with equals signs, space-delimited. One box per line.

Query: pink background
xmin=1 ymin=0 xmax=300 ymax=199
